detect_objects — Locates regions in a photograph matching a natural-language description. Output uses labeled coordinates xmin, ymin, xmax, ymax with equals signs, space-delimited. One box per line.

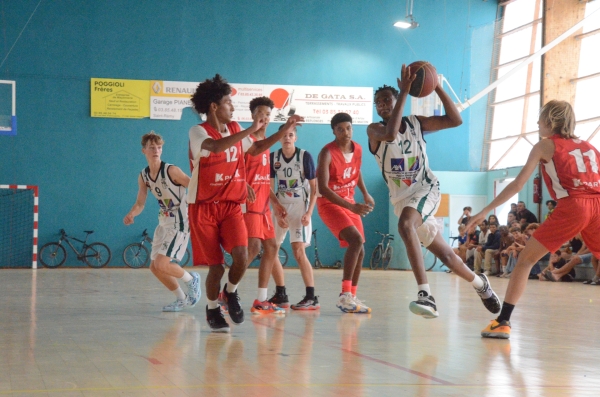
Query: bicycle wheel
xmin=314 ymin=258 xmax=322 ymax=269
xmin=279 ymin=247 xmax=289 ymax=267
xmin=223 ymin=249 xmax=233 ymax=267
xmin=383 ymin=245 xmax=394 ymax=270
xmin=39 ymin=242 xmax=66 ymax=268
xmin=122 ymin=243 xmax=149 ymax=269
xmin=369 ymin=245 xmax=383 ymax=270
xmin=423 ymin=248 xmax=438 ymax=271
xmin=84 ymin=242 xmax=112 ymax=268
xmin=179 ymin=248 xmax=190 ymax=267
xmin=334 ymin=260 xmax=342 ymax=269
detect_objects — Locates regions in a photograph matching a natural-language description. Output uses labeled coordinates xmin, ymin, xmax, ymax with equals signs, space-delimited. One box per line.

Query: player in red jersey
xmin=467 ymin=100 xmax=600 ymax=339
xmin=317 ymin=112 xmax=375 ymax=314
xmin=188 ymin=75 xmax=303 ymax=332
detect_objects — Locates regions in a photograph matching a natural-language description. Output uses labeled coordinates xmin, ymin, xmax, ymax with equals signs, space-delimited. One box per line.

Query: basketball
xmin=408 ymin=61 xmax=438 ymax=98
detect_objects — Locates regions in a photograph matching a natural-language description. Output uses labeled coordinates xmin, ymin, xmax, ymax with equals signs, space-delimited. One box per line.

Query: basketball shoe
xmin=267 ymin=290 xmax=290 ymax=309
xmin=291 ymin=296 xmax=320 ymax=310
xmin=474 ymin=273 xmax=501 ymax=314
xmin=162 ymin=298 xmax=188 ymax=312
xmin=250 ymin=299 xmax=286 ymax=314
xmin=352 ymin=296 xmax=372 ymax=314
xmin=222 ymin=285 xmax=244 ymax=324
xmin=206 ymin=305 xmax=230 ymax=333
xmin=481 ymin=319 xmax=511 ymax=339
xmin=409 ymin=291 xmax=439 ymax=319
xmin=186 ymin=272 xmax=201 ymax=307
xmin=336 ymin=292 xmax=358 ymax=313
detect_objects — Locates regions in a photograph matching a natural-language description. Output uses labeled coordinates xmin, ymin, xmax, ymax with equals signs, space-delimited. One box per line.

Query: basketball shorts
xmin=317 ymin=197 xmax=364 ymax=248
xmin=392 ymin=181 xmax=441 ymax=247
xmin=244 ymin=208 xmax=276 ymax=240
xmin=533 ymin=196 xmax=600 ymax=257
xmin=151 ymin=225 xmax=190 ymax=262
xmin=275 ymin=201 xmax=312 ymax=246
xmin=188 ymin=201 xmax=247 ymax=266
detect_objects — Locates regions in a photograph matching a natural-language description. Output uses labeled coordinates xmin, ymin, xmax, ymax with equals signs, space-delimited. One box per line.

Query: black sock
xmin=497 ymin=302 xmax=515 ymax=323
xmin=276 ymin=285 xmax=286 ymax=295
xmin=305 ymin=286 xmax=315 ymax=299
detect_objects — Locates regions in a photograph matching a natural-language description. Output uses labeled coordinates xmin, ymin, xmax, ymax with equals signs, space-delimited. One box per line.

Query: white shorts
xmin=275 ymin=201 xmax=312 ymax=246
xmin=151 ymin=224 xmax=190 ymax=261
xmin=392 ymin=182 xmax=441 ymax=248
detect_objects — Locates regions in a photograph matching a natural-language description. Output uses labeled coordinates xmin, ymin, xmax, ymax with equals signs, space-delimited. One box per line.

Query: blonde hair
xmin=539 ymin=100 xmax=576 ymax=139
xmin=141 ymin=131 xmax=164 ymax=147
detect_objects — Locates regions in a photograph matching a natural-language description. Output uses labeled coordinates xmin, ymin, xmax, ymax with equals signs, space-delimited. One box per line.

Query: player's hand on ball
xmin=398 ymin=64 xmax=417 ymax=93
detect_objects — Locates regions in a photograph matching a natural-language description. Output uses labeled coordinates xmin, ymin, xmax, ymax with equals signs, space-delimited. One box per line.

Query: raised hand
xmin=398 ymin=63 xmax=417 ymax=93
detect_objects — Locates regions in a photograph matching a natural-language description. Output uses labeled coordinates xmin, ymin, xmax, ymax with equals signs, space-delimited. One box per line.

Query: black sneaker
xmin=409 ymin=290 xmax=439 ymax=319
xmin=206 ymin=305 xmax=230 ymax=333
xmin=291 ymin=295 xmax=320 ymax=310
xmin=474 ymin=273 xmax=501 ymax=314
xmin=268 ymin=291 xmax=290 ymax=309
xmin=223 ymin=285 xmax=244 ymax=324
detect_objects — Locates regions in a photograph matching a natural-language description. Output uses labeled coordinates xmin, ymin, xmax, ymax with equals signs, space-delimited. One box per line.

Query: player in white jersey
xmin=124 ymin=131 xmax=201 ymax=313
xmin=269 ymin=125 xmax=319 ymax=310
xmin=366 ymin=65 xmax=500 ymax=320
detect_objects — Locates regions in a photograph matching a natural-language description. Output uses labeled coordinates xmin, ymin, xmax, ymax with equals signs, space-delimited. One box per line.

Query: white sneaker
xmin=352 ymin=296 xmax=372 ymax=314
xmin=409 ymin=291 xmax=439 ymax=319
xmin=336 ymin=292 xmax=357 ymax=313
xmin=162 ymin=298 xmax=188 ymax=312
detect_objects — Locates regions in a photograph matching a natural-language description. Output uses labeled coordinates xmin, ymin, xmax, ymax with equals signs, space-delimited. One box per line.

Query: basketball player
xmin=269 ymin=124 xmax=319 ymax=310
xmin=467 ymin=100 xmax=600 ymax=339
xmin=367 ymin=64 xmax=501 ymax=319
xmin=317 ymin=112 xmax=374 ymax=314
xmin=241 ymin=97 xmax=291 ymax=315
xmin=123 ymin=131 xmax=200 ymax=312
xmin=189 ymin=74 xmax=303 ymax=332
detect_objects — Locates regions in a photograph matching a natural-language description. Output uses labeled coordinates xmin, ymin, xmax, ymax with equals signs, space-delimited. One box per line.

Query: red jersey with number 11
xmin=542 ymin=134 xmax=600 ymax=200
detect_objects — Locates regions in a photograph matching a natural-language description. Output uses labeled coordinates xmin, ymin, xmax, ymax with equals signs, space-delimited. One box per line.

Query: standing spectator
xmin=545 ymin=200 xmax=557 ymax=220
xmin=516 ymin=201 xmax=538 ymax=223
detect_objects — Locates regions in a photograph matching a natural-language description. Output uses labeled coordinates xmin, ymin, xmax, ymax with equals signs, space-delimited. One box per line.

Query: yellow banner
xmin=90 ymin=78 xmax=150 ymax=118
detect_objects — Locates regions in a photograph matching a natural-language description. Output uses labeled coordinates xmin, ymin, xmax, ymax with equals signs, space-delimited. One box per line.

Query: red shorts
xmin=188 ymin=201 xmax=247 ymax=266
xmin=244 ymin=208 xmax=276 ymax=240
xmin=533 ymin=196 xmax=600 ymax=256
xmin=317 ymin=197 xmax=364 ymax=248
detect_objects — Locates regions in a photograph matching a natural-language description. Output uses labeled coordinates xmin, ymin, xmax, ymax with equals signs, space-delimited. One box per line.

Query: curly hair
xmin=374 ymin=85 xmax=399 ymax=99
xmin=141 ymin=131 xmax=164 ymax=147
xmin=190 ymin=74 xmax=231 ymax=115
xmin=249 ymin=96 xmax=274 ymax=113
xmin=539 ymin=100 xmax=577 ymax=139
xmin=330 ymin=112 xmax=352 ymax=129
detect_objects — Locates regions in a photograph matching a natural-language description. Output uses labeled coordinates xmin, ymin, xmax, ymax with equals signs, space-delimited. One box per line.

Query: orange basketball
xmin=408 ymin=61 xmax=438 ymax=98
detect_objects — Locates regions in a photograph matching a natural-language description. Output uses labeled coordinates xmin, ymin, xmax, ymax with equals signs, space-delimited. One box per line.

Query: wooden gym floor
xmin=0 ymin=268 xmax=599 ymax=396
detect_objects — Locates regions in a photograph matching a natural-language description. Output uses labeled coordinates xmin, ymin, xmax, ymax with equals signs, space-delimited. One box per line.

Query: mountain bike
xmin=312 ymin=229 xmax=342 ymax=269
xmin=370 ymin=231 xmax=394 ymax=270
xmin=39 ymin=229 xmax=112 ymax=268
xmin=223 ymin=246 xmax=288 ymax=268
xmin=122 ymin=229 xmax=190 ymax=268
xmin=423 ymin=245 xmax=439 ymax=271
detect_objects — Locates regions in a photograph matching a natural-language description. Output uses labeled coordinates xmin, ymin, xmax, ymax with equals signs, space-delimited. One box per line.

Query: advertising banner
xmin=90 ymin=79 xmax=150 ymax=118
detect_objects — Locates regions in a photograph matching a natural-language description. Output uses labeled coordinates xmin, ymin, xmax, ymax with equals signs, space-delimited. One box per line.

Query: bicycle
xmin=223 ymin=246 xmax=288 ymax=268
xmin=370 ymin=231 xmax=394 ymax=270
xmin=423 ymin=244 xmax=439 ymax=271
xmin=312 ymin=229 xmax=342 ymax=269
xmin=122 ymin=229 xmax=190 ymax=268
xmin=39 ymin=229 xmax=112 ymax=269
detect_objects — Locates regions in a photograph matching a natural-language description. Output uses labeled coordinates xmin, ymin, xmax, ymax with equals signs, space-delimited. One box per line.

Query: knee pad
xmin=416 ymin=217 xmax=439 ymax=248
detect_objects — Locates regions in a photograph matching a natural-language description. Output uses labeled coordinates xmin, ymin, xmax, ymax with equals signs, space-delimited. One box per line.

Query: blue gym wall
xmin=0 ymin=0 xmax=497 ymax=267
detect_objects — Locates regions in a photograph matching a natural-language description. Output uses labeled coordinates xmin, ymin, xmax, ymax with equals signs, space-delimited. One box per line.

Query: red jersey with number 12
xmin=244 ymin=135 xmax=271 ymax=214
xmin=189 ymin=122 xmax=247 ymax=203
xmin=542 ymin=134 xmax=600 ymax=200
xmin=325 ymin=140 xmax=362 ymax=202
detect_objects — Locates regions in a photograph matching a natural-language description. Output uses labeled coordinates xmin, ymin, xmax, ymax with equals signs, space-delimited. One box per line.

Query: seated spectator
xmin=583 ymin=256 xmax=600 ymax=285
xmin=464 ymin=221 xmax=486 ymax=269
xmin=457 ymin=206 xmax=472 ymax=226
xmin=523 ymin=223 xmax=542 ymax=278
xmin=540 ymin=251 xmax=575 ymax=282
xmin=545 ymin=237 xmax=591 ymax=282
xmin=474 ymin=222 xmax=501 ymax=276
xmin=506 ymin=211 xmax=517 ymax=226
xmin=501 ymin=226 xmax=528 ymax=278
xmin=510 ymin=203 xmax=517 ymax=213
xmin=560 ymin=234 xmax=583 ymax=262
xmin=453 ymin=224 xmax=468 ymax=262
xmin=545 ymin=199 xmax=557 ymax=220
xmin=516 ymin=200 xmax=538 ymax=223
xmin=494 ymin=226 xmax=514 ymax=275
xmin=487 ymin=214 xmax=499 ymax=226
xmin=510 ymin=220 xmax=521 ymax=229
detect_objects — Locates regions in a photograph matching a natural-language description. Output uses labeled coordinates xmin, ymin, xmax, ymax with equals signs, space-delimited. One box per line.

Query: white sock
xmin=180 ymin=271 xmax=193 ymax=283
xmin=226 ymin=282 xmax=238 ymax=293
xmin=471 ymin=274 xmax=484 ymax=290
xmin=207 ymin=299 xmax=219 ymax=310
xmin=173 ymin=287 xmax=186 ymax=301
xmin=593 ymin=275 xmax=599 ymax=282
xmin=257 ymin=288 xmax=268 ymax=302
xmin=417 ymin=284 xmax=431 ymax=296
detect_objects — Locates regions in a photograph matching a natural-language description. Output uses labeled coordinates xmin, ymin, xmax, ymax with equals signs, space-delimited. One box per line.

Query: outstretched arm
xmin=246 ymin=115 xmax=305 ymax=156
xmin=123 ymin=175 xmax=148 ymax=225
xmin=417 ymin=84 xmax=462 ymax=133
xmin=466 ymin=139 xmax=554 ymax=232
xmin=201 ymin=117 xmax=267 ymax=154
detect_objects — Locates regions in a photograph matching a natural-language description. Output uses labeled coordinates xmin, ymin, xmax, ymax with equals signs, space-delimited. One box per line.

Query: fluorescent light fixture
xmin=394 ymin=0 xmax=419 ymax=29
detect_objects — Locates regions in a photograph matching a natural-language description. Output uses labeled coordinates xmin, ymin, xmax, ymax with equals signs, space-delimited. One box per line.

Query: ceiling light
xmin=394 ymin=0 xmax=419 ymax=29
